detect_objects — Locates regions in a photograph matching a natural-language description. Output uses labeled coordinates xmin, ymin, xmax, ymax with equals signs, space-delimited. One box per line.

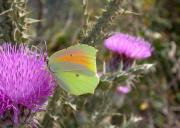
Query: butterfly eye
xmin=70 ymin=54 xmax=72 ymax=56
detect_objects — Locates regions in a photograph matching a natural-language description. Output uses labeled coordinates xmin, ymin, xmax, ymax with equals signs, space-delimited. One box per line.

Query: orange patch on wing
xmin=57 ymin=51 xmax=94 ymax=71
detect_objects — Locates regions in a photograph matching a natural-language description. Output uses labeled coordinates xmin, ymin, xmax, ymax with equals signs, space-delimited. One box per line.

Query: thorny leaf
xmin=101 ymin=64 xmax=154 ymax=82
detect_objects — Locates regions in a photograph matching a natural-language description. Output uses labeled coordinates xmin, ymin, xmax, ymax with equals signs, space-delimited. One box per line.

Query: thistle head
xmin=0 ymin=43 xmax=55 ymax=126
xmin=104 ymin=33 xmax=153 ymax=71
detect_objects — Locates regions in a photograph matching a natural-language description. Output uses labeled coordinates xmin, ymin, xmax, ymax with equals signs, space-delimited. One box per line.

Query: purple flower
xmin=104 ymin=33 xmax=153 ymax=71
xmin=104 ymin=33 xmax=152 ymax=59
xmin=0 ymin=43 xmax=55 ymax=125
xmin=116 ymin=85 xmax=131 ymax=95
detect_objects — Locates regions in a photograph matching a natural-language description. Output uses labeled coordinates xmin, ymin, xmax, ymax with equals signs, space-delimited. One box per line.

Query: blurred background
xmin=26 ymin=0 xmax=179 ymax=128
xmin=1 ymin=0 xmax=178 ymax=127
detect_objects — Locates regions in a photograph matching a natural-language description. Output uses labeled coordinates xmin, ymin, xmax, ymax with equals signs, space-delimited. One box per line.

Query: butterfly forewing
xmin=48 ymin=44 xmax=99 ymax=95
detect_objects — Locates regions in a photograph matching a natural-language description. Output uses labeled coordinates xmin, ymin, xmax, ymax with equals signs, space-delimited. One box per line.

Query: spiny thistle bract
xmin=0 ymin=43 xmax=55 ymax=126
xmin=104 ymin=32 xmax=153 ymax=71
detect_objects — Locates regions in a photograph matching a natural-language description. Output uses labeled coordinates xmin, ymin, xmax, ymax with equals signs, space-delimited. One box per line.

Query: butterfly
xmin=48 ymin=44 xmax=99 ymax=95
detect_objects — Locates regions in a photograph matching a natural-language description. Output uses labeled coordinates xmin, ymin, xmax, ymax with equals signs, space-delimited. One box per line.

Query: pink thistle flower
xmin=0 ymin=43 xmax=55 ymax=126
xmin=104 ymin=33 xmax=153 ymax=71
xmin=104 ymin=33 xmax=152 ymax=59
xmin=116 ymin=85 xmax=131 ymax=95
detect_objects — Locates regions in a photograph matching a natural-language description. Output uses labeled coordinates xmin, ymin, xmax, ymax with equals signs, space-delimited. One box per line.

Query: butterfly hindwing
xmin=54 ymin=71 xmax=99 ymax=95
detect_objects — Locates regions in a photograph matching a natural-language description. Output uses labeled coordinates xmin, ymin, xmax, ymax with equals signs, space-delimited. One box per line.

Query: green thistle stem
xmin=0 ymin=0 xmax=28 ymax=43
xmin=0 ymin=1 xmax=14 ymax=42
xmin=41 ymin=86 xmax=62 ymax=128
xmin=79 ymin=0 xmax=122 ymax=45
